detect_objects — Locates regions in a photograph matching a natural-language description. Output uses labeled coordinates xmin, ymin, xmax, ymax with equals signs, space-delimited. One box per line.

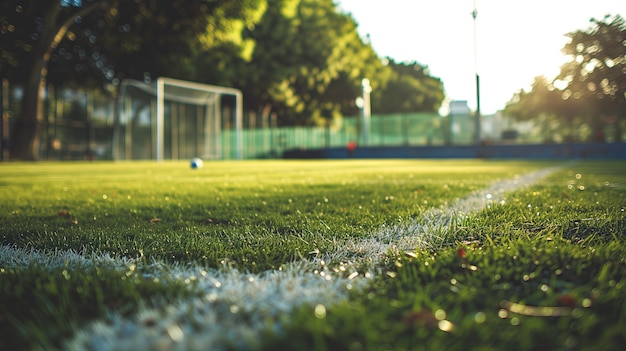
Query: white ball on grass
xmin=190 ymin=158 xmax=203 ymax=169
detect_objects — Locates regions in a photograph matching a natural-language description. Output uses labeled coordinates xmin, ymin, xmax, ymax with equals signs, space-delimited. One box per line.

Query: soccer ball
xmin=190 ymin=158 xmax=203 ymax=169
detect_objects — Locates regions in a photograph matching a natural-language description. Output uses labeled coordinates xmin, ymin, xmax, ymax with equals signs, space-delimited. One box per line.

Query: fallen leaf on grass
xmin=555 ymin=294 xmax=578 ymax=307
xmin=402 ymin=310 xmax=438 ymax=329
xmin=149 ymin=217 xmax=161 ymax=223
xmin=456 ymin=247 xmax=467 ymax=258
xmin=455 ymin=246 xmax=479 ymax=272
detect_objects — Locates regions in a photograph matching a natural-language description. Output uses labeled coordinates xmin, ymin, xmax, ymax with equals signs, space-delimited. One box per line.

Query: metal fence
xmin=1 ymin=82 xmax=116 ymax=161
xmin=2 ymin=81 xmax=455 ymax=161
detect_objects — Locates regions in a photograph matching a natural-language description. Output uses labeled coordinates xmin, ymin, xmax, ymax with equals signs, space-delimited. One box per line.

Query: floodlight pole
xmin=361 ymin=78 xmax=372 ymax=145
xmin=472 ymin=0 xmax=481 ymax=145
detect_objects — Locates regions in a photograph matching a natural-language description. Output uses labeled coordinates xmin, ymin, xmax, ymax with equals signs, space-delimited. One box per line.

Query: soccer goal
xmin=113 ymin=77 xmax=243 ymax=161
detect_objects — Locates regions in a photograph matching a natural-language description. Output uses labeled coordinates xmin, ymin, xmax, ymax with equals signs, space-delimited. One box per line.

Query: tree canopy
xmin=237 ymin=0 xmax=393 ymax=126
xmin=505 ymin=15 xmax=625 ymax=142
xmin=375 ymin=59 xmax=444 ymax=114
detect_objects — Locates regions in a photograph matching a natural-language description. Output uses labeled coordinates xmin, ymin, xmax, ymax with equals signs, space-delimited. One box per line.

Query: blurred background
xmin=1 ymin=0 xmax=624 ymax=161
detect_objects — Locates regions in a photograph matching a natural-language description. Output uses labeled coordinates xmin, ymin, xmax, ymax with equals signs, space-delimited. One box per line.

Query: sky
xmin=335 ymin=0 xmax=625 ymax=115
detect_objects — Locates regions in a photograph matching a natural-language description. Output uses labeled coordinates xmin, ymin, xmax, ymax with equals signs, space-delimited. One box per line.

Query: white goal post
xmin=115 ymin=77 xmax=243 ymax=161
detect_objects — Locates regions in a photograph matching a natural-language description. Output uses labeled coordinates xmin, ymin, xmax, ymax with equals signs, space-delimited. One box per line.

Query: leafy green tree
xmin=506 ymin=15 xmax=625 ymax=142
xmin=239 ymin=0 xmax=389 ymax=126
xmin=505 ymin=76 xmax=580 ymax=142
xmin=557 ymin=14 xmax=625 ymax=142
xmin=374 ymin=59 xmax=444 ymax=114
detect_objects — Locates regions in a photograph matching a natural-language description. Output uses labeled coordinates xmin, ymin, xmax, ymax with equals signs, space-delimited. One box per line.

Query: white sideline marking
xmin=0 ymin=166 xmax=560 ymax=350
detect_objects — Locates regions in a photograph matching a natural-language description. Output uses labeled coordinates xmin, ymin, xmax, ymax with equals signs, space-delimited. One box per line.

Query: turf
xmin=0 ymin=160 xmax=537 ymax=270
xmin=0 ymin=160 xmax=624 ymax=350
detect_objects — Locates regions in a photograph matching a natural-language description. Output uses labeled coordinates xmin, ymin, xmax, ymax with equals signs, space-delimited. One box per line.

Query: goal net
xmin=113 ymin=77 xmax=243 ymax=161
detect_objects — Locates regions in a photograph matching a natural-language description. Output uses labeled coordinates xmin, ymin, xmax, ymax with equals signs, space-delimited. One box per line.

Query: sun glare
xmin=336 ymin=0 xmax=623 ymax=113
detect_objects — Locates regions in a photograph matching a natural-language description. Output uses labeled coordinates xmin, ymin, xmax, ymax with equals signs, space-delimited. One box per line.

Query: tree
xmin=505 ymin=76 xmax=581 ymax=142
xmin=1 ymin=0 xmax=108 ymax=160
xmin=557 ymin=15 xmax=626 ymax=142
xmin=1 ymin=0 xmax=264 ymax=160
xmin=505 ymin=15 xmax=625 ymax=143
xmin=239 ymin=0 xmax=389 ymax=126
xmin=374 ymin=59 xmax=444 ymax=114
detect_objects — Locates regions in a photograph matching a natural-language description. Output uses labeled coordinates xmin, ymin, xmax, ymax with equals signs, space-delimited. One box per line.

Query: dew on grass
xmin=438 ymin=320 xmax=454 ymax=332
xmin=498 ymin=309 xmax=508 ymax=319
xmin=510 ymin=317 xmax=520 ymax=326
xmin=434 ymin=309 xmax=446 ymax=320
xmin=166 ymin=324 xmax=184 ymax=342
xmin=314 ymin=304 xmax=326 ymax=319
xmin=486 ymin=193 xmax=493 ymax=200
xmin=205 ymin=293 xmax=218 ymax=302
xmin=576 ymin=173 xmax=582 ymax=179
xmin=474 ymin=312 xmax=487 ymax=324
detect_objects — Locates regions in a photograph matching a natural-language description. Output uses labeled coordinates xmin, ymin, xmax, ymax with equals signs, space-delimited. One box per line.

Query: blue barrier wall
xmin=283 ymin=143 xmax=626 ymax=160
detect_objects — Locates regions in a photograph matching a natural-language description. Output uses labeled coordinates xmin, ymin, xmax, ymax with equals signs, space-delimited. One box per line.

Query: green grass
xmin=263 ymin=161 xmax=626 ymax=350
xmin=0 ymin=160 xmax=624 ymax=350
xmin=0 ymin=160 xmax=536 ymax=270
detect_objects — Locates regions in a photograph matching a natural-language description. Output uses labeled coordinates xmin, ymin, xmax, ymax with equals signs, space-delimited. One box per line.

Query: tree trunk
xmin=9 ymin=1 xmax=107 ymax=160
xmin=10 ymin=66 xmax=46 ymax=160
xmin=9 ymin=3 xmax=59 ymax=161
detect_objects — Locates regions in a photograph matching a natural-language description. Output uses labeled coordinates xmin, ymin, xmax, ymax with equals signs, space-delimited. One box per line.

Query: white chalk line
xmin=0 ymin=165 xmax=562 ymax=350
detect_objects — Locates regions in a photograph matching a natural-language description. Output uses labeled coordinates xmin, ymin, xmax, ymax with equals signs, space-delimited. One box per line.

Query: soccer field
xmin=1 ymin=160 xmax=625 ymax=350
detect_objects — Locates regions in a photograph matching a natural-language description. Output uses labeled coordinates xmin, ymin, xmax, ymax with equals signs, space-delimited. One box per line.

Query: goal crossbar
xmin=155 ymin=77 xmax=243 ymax=161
